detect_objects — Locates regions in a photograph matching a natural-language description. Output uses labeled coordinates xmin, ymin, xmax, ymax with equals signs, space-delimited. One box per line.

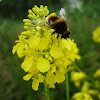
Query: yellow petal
xmin=62 ymin=57 xmax=72 ymax=67
xmin=56 ymin=71 xmax=65 ymax=83
xmin=21 ymin=56 xmax=33 ymax=72
xmin=32 ymin=79 xmax=39 ymax=91
xmin=45 ymin=54 xmax=52 ymax=62
xmin=17 ymin=43 xmax=25 ymax=58
xmin=50 ymin=42 xmax=64 ymax=59
xmin=23 ymin=74 xmax=32 ymax=81
xmin=12 ymin=43 xmax=19 ymax=54
xmin=29 ymin=36 xmax=40 ymax=49
xmin=60 ymin=38 xmax=71 ymax=50
xmin=46 ymin=72 xmax=56 ymax=84
xmin=51 ymin=65 xmax=56 ymax=73
xmin=28 ymin=62 xmax=38 ymax=74
xmin=57 ymin=65 xmax=66 ymax=74
xmin=37 ymin=38 xmax=49 ymax=51
xmin=38 ymin=74 xmax=45 ymax=82
xmin=49 ymin=84 xmax=55 ymax=88
xmin=37 ymin=57 xmax=50 ymax=73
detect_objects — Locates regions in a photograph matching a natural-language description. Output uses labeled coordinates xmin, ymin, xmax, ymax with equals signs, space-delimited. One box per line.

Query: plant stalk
xmin=66 ymin=72 xmax=70 ymax=100
xmin=44 ymin=82 xmax=50 ymax=100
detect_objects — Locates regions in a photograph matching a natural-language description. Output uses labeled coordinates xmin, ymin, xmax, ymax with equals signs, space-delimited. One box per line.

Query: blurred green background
xmin=0 ymin=0 xmax=100 ymax=100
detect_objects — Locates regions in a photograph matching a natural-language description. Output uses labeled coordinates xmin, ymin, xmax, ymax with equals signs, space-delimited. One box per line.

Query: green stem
xmin=44 ymin=82 xmax=49 ymax=100
xmin=66 ymin=72 xmax=70 ymax=100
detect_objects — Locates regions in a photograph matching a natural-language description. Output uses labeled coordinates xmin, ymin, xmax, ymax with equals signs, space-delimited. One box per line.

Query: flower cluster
xmin=71 ymin=92 xmax=93 ymax=100
xmin=69 ymin=65 xmax=100 ymax=100
xmin=12 ymin=5 xmax=80 ymax=91
xmin=93 ymin=26 xmax=100 ymax=42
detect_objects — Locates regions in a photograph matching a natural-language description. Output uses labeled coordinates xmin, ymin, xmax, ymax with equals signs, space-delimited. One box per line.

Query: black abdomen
xmin=53 ymin=21 xmax=67 ymax=34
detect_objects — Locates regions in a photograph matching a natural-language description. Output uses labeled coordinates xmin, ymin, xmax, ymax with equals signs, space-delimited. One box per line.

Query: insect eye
xmin=67 ymin=30 xmax=70 ymax=35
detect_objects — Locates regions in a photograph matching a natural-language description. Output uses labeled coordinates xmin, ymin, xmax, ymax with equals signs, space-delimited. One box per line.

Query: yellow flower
xmin=71 ymin=71 xmax=86 ymax=81
xmin=81 ymin=81 xmax=99 ymax=97
xmin=12 ymin=43 xmax=25 ymax=58
xmin=70 ymin=71 xmax=86 ymax=87
xmin=32 ymin=74 xmax=45 ymax=91
xmin=12 ymin=5 xmax=80 ymax=91
xmin=23 ymin=62 xmax=44 ymax=91
xmin=93 ymin=26 xmax=100 ymax=42
xmin=59 ymin=38 xmax=81 ymax=61
xmin=46 ymin=63 xmax=66 ymax=87
xmin=71 ymin=92 xmax=93 ymax=100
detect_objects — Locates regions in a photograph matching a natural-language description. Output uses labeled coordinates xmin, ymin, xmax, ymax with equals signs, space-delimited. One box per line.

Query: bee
xmin=33 ymin=8 xmax=70 ymax=39
xmin=46 ymin=8 xmax=70 ymax=39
